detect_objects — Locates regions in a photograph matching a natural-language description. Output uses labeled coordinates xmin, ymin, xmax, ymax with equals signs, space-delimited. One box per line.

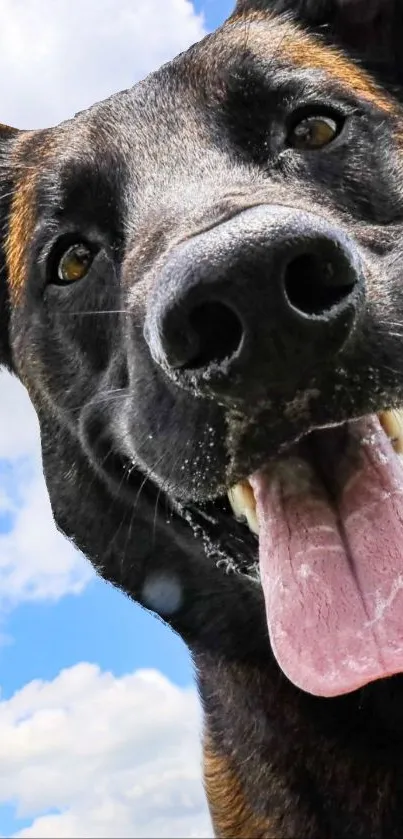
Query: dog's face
xmin=3 ymin=6 xmax=403 ymax=715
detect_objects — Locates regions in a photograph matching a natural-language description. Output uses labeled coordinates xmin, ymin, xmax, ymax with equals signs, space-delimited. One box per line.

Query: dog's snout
xmin=145 ymin=205 xmax=364 ymax=398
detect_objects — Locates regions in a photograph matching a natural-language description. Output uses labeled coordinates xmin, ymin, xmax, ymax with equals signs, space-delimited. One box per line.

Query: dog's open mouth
xmin=227 ymin=411 xmax=403 ymax=699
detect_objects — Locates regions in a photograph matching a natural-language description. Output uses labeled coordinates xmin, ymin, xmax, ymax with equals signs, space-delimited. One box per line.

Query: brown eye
xmin=57 ymin=243 xmax=94 ymax=283
xmin=288 ymin=115 xmax=340 ymax=150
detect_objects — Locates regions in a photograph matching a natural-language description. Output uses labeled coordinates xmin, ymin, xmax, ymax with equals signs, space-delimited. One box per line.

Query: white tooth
xmin=228 ymin=481 xmax=255 ymax=518
xmin=379 ymin=408 xmax=403 ymax=453
xmin=245 ymin=504 xmax=259 ymax=536
xmin=228 ymin=481 xmax=259 ymax=535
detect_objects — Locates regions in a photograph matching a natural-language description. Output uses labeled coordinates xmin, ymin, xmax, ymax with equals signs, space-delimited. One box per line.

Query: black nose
xmin=145 ymin=206 xmax=364 ymax=397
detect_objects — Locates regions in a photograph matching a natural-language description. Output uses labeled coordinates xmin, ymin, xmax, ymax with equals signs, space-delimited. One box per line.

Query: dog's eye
xmin=288 ymin=115 xmax=340 ymax=150
xmin=57 ymin=243 xmax=94 ymax=283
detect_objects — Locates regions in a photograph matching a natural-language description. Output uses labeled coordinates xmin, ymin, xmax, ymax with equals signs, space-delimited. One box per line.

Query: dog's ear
xmin=232 ymin=0 xmax=403 ymax=86
xmin=0 ymin=124 xmax=19 ymax=372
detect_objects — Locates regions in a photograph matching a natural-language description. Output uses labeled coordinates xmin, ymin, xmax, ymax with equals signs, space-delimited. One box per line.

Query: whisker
xmin=67 ymin=389 xmax=128 ymax=416
xmin=378 ymin=362 xmax=403 ymax=379
xmin=80 ymin=440 xmax=116 ymax=525
xmin=152 ymin=486 xmax=164 ymax=547
xmin=58 ymin=309 xmax=133 ymax=317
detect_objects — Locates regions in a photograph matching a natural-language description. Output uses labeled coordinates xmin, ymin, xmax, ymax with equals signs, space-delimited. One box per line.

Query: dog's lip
xmin=227 ymin=408 xmax=403 ymax=536
xmin=223 ymin=412 xmax=358 ymax=498
xmin=172 ymin=416 xmax=355 ymax=576
xmin=224 ymin=419 xmax=340 ymax=537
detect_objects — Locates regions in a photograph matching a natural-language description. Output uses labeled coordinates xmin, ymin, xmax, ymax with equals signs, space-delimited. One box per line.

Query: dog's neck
xmin=196 ymin=649 xmax=403 ymax=838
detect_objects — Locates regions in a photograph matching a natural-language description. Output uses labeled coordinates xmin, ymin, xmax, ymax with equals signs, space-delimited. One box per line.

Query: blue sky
xmin=0 ymin=2 xmax=235 ymax=836
xmin=195 ymin=0 xmax=234 ymax=26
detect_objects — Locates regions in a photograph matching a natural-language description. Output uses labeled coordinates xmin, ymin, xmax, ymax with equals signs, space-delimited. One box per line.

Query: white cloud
xmin=0 ymin=463 xmax=93 ymax=609
xmin=0 ymin=374 xmax=40 ymax=462
xmin=0 ymin=664 xmax=212 ymax=838
xmin=0 ymin=0 xmax=206 ymax=129
xmin=0 ymin=373 xmax=92 ymax=607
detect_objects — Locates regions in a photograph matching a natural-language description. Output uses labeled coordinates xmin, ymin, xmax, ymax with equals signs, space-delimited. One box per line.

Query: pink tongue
xmin=250 ymin=416 xmax=403 ymax=697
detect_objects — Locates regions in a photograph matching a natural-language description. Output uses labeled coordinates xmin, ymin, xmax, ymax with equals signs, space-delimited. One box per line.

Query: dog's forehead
xmin=41 ymin=12 xmax=394 ymax=200
xmin=52 ymin=12 xmax=394 ymax=158
xmin=5 ymin=12 xmax=395 ymax=304
xmin=16 ymin=12 xmax=395 ymax=185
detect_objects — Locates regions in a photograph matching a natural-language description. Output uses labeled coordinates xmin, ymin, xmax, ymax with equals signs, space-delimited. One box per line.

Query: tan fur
xmin=204 ymin=737 xmax=278 ymax=838
xmin=5 ymin=132 xmax=39 ymax=301
xmin=5 ymin=131 xmax=53 ymax=303
xmin=6 ymin=176 xmax=36 ymax=300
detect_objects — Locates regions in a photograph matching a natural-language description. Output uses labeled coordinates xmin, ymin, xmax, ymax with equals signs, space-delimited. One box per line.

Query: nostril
xmin=187 ymin=300 xmax=244 ymax=370
xmin=284 ymin=250 xmax=357 ymax=317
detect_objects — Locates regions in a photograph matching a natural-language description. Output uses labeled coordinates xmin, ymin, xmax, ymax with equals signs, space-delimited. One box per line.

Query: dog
xmin=2 ymin=0 xmax=403 ymax=835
